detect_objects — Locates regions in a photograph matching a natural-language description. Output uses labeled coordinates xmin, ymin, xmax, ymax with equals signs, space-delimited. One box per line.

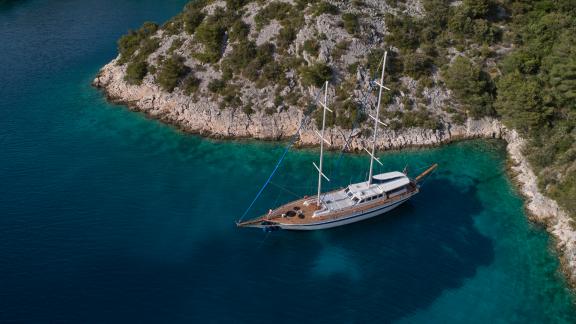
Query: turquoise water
xmin=0 ymin=0 xmax=575 ymax=322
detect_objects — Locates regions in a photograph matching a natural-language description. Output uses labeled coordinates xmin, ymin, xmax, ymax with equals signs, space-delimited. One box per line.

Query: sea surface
xmin=0 ymin=0 xmax=574 ymax=323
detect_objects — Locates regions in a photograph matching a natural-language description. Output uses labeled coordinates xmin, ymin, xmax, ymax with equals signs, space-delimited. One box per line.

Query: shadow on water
xmin=20 ymin=179 xmax=493 ymax=323
xmin=0 ymin=0 xmax=25 ymax=10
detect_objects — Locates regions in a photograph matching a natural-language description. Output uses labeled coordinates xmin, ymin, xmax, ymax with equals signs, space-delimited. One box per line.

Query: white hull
xmin=276 ymin=194 xmax=415 ymax=231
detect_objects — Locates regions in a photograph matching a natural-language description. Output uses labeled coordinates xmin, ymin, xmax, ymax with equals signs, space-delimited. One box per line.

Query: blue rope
xmin=237 ymin=88 xmax=323 ymax=223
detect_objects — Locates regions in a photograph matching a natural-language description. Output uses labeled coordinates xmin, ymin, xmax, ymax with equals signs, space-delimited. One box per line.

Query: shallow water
xmin=0 ymin=0 xmax=574 ymax=322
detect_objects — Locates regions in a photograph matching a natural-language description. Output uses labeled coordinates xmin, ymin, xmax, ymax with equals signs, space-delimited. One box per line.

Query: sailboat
xmin=237 ymin=51 xmax=437 ymax=231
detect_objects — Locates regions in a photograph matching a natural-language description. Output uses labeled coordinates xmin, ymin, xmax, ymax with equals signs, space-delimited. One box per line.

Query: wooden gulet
xmin=237 ymin=51 xmax=438 ymax=231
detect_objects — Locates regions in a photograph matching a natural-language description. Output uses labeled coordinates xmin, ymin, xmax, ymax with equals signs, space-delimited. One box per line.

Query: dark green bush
xmin=157 ymin=55 xmax=189 ymax=92
xmin=303 ymin=39 xmax=320 ymax=56
xmin=228 ymin=41 xmax=257 ymax=69
xmin=312 ymin=2 xmax=339 ymax=16
xmin=402 ymin=52 xmax=433 ymax=79
xmin=226 ymin=0 xmax=252 ymax=10
xmin=183 ymin=9 xmax=205 ymax=34
xmin=254 ymin=2 xmax=295 ymax=29
xmin=299 ymin=62 xmax=332 ymax=87
xmin=193 ymin=12 xmax=227 ymax=63
xmin=342 ymin=13 xmax=359 ymax=35
xmin=229 ymin=20 xmax=250 ymax=42
xmin=117 ymin=22 xmax=158 ymax=64
xmin=276 ymin=27 xmax=297 ymax=52
xmin=332 ymin=40 xmax=350 ymax=60
xmin=442 ymin=56 xmax=494 ymax=118
xmin=125 ymin=60 xmax=148 ymax=85
xmin=208 ymin=79 xmax=226 ymax=94
xmin=183 ymin=74 xmax=201 ymax=95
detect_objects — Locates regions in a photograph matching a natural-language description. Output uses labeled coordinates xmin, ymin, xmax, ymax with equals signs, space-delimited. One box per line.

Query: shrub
xmin=117 ymin=22 xmax=159 ymax=64
xmin=299 ymin=62 xmax=333 ymax=87
xmin=168 ymin=38 xmax=184 ymax=54
xmin=384 ymin=14 xmax=421 ymax=50
xmin=442 ymin=56 xmax=494 ymax=118
xmin=227 ymin=41 xmax=257 ymax=69
xmin=226 ymin=0 xmax=251 ymax=10
xmin=193 ymin=15 xmax=226 ymax=63
xmin=494 ymin=72 xmax=549 ymax=134
xmin=335 ymin=100 xmax=365 ymax=129
xmin=183 ymin=74 xmax=201 ymax=95
xmin=332 ymin=40 xmax=350 ymax=60
xmin=229 ymin=20 xmax=250 ymax=42
xmin=276 ymin=27 xmax=297 ymax=52
xmin=254 ymin=2 xmax=295 ymax=29
xmin=157 ymin=55 xmax=189 ymax=92
xmin=342 ymin=13 xmax=359 ymax=35
xmin=183 ymin=9 xmax=205 ymax=34
xmin=312 ymin=2 xmax=339 ymax=16
xmin=208 ymin=79 xmax=226 ymax=94
xmin=303 ymin=39 xmax=320 ymax=56
xmin=402 ymin=52 xmax=433 ymax=79
xmin=125 ymin=60 xmax=148 ymax=85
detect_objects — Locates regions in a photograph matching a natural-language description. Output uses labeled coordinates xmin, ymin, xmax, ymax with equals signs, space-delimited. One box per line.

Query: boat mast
xmin=314 ymin=81 xmax=332 ymax=207
xmin=368 ymin=51 xmax=388 ymax=185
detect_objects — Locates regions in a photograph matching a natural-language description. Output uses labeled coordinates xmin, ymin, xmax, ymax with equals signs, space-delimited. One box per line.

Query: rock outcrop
xmin=505 ymin=130 xmax=576 ymax=287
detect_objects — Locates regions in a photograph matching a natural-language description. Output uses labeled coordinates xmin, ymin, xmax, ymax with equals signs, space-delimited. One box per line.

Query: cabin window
xmin=353 ymin=197 xmax=359 ymax=202
xmin=344 ymin=188 xmax=349 ymax=193
xmin=378 ymin=194 xmax=383 ymax=198
xmin=347 ymin=192 xmax=353 ymax=197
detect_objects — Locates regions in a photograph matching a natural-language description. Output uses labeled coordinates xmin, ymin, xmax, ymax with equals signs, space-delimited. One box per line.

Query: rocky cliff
xmin=94 ymin=58 xmax=503 ymax=149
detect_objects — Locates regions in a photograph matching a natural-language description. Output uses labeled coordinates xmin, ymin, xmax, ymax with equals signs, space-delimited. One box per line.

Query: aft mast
xmin=367 ymin=51 xmax=389 ymax=185
xmin=313 ymin=81 xmax=332 ymax=207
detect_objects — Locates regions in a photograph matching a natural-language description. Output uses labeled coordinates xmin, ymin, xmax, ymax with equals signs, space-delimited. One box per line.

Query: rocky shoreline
xmin=93 ymin=60 xmax=576 ymax=288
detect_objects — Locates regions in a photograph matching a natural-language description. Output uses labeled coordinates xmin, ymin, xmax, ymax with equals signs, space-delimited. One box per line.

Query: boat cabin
xmin=312 ymin=171 xmax=411 ymax=217
xmin=345 ymin=171 xmax=410 ymax=203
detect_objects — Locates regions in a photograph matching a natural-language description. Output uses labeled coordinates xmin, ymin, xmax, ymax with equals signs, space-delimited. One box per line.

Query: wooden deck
xmin=238 ymin=182 xmax=418 ymax=226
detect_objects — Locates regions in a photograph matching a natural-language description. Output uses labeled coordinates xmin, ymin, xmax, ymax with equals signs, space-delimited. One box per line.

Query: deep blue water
xmin=0 ymin=1 xmax=575 ymax=323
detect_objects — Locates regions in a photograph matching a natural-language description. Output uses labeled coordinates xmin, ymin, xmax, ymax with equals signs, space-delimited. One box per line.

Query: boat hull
xmin=272 ymin=193 xmax=415 ymax=231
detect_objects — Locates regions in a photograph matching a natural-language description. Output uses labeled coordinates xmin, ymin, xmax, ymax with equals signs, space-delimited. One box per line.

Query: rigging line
xmin=269 ymin=181 xmax=301 ymax=199
xmin=237 ymin=87 xmax=324 ymax=223
xmin=324 ymin=47 xmax=386 ymax=191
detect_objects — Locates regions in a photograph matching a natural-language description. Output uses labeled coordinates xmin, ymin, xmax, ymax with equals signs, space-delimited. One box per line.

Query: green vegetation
xmin=442 ymin=56 xmax=494 ymax=118
xmin=312 ymin=1 xmax=339 ymax=16
xmin=303 ymin=39 xmax=320 ymax=56
xmin=492 ymin=0 xmax=576 ymax=217
xmin=332 ymin=40 xmax=349 ymax=60
xmin=254 ymin=2 xmax=295 ymax=29
xmin=157 ymin=55 xmax=189 ymax=92
xmin=299 ymin=62 xmax=332 ymax=87
xmin=193 ymin=12 xmax=227 ymax=63
xmin=125 ymin=60 xmax=148 ymax=85
xmin=229 ymin=20 xmax=250 ymax=42
xmin=222 ymin=41 xmax=281 ymax=85
xmin=117 ymin=22 xmax=159 ymax=64
xmin=342 ymin=13 xmax=359 ymax=36
xmin=183 ymin=74 xmax=200 ymax=95
xmin=183 ymin=8 xmax=205 ymax=34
